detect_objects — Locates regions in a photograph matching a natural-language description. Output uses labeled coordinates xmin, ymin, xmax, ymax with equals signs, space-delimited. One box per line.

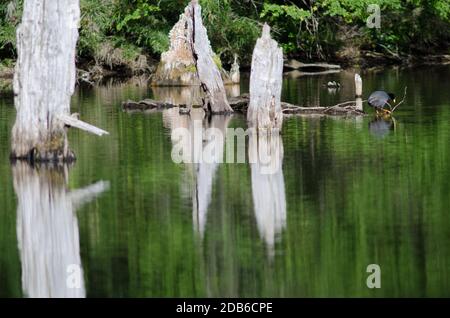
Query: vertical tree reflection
xmin=12 ymin=162 xmax=109 ymax=298
xmin=163 ymin=108 xmax=231 ymax=238
xmin=249 ymin=131 xmax=287 ymax=257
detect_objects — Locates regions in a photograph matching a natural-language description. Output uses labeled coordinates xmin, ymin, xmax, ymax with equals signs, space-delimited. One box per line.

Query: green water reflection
xmin=0 ymin=66 xmax=449 ymax=297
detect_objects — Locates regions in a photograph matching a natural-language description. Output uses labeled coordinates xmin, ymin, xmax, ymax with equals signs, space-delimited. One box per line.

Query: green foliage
xmin=201 ymin=0 xmax=260 ymax=65
xmin=0 ymin=0 xmax=22 ymax=58
xmin=112 ymin=1 xmax=169 ymax=55
xmin=1 ymin=0 xmax=449 ymax=67
xmin=260 ymin=3 xmax=312 ymax=53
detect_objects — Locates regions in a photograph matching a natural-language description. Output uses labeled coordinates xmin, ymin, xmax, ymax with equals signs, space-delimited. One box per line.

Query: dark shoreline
xmin=1 ymin=53 xmax=449 ymax=89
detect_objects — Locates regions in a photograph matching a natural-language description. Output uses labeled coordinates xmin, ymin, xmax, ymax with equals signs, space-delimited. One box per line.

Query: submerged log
xmin=123 ymin=94 xmax=365 ymax=116
xmin=285 ymin=69 xmax=341 ymax=78
xmin=122 ymin=99 xmax=183 ymax=112
xmin=11 ymin=0 xmax=108 ymax=162
xmin=247 ymin=24 xmax=284 ymax=130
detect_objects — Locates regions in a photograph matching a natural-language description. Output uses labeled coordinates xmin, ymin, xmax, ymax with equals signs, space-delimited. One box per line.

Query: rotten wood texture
xmin=247 ymin=24 xmax=284 ymax=130
xmin=150 ymin=3 xmax=199 ymax=87
xmin=151 ymin=1 xmax=235 ymax=88
xmin=190 ymin=0 xmax=233 ymax=114
xmin=151 ymin=0 xmax=235 ymax=113
xmin=11 ymin=0 xmax=108 ymax=162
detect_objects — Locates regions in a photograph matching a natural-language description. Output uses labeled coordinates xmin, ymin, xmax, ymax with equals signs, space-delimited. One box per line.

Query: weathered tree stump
xmin=230 ymin=55 xmax=240 ymax=84
xmin=150 ymin=0 xmax=233 ymax=114
xmin=11 ymin=0 xmax=108 ymax=163
xmin=190 ymin=0 xmax=233 ymax=114
xmin=354 ymin=73 xmax=363 ymax=111
xmin=150 ymin=4 xmax=200 ymax=87
xmin=247 ymin=24 xmax=284 ymax=130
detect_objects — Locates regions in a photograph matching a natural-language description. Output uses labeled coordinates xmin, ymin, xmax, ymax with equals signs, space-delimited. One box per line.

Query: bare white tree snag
xmin=230 ymin=54 xmax=240 ymax=84
xmin=355 ymin=73 xmax=363 ymax=97
xmin=151 ymin=5 xmax=200 ymax=87
xmin=13 ymin=162 xmax=109 ymax=298
xmin=151 ymin=0 xmax=235 ymax=90
xmin=11 ymin=0 xmax=108 ymax=162
xmin=190 ymin=0 xmax=233 ymax=114
xmin=355 ymin=73 xmax=363 ymax=111
xmin=247 ymin=24 xmax=284 ymax=130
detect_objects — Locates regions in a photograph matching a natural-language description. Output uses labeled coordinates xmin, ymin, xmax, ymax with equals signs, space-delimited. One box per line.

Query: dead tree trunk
xmin=189 ymin=0 xmax=233 ymax=114
xmin=355 ymin=73 xmax=363 ymax=111
xmin=11 ymin=0 xmax=108 ymax=162
xmin=247 ymin=24 xmax=284 ymax=130
xmin=230 ymin=54 xmax=240 ymax=84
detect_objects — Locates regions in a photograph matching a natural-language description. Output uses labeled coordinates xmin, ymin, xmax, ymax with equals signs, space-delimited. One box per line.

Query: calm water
xmin=0 ymin=66 xmax=449 ymax=297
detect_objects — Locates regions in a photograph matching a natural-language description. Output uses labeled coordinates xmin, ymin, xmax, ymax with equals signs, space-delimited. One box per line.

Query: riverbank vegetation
xmin=1 ymin=0 xmax=450 ymax=78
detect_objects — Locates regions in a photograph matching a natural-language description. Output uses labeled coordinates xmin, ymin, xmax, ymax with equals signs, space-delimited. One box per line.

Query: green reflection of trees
xmin=1 ymin=68 xmax=450 ymax=297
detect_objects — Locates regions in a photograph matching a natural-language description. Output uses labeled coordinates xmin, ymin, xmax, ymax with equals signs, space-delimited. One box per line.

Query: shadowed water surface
xmin=0 ymin=66 xmax=449 ymax=297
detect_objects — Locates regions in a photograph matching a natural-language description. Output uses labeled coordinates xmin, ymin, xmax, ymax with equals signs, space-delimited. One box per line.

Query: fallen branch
xmin=391 ymin=86 xmax=408 ymax=113
xmin=58 ymin=114 xmax=109 ymax=136
xmin=323 ymin=100 xmax=367 ymax=113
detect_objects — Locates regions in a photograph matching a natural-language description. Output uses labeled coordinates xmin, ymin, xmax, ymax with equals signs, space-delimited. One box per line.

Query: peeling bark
xmin=152 ymin=0 xmax=233 ymax=114
xmin=190 ymin=0 xmax=233 ymax=114
xmin=247 ymin=24 xmax=284 ymax=130
xmin=151 ymin=5 xmax=200 ymax=87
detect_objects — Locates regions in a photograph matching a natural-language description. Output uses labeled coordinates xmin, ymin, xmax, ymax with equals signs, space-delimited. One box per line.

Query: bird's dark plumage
xmin=368 ymin=91 xmax=395 ymax=109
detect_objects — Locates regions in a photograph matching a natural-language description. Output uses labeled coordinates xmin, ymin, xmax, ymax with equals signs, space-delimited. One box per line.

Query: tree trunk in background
xmin=355 ymin=73 xmax=363 ymax=111
xmin=11 ymin=0 xmax=80 ymax=162
xmin=190 ymin=0 xmax=233 ymax=114
xmin=247 ymin=24 xmax=283 ymax=130
xmin=151 ymin=4 xmax=201 ymax=87
xmin=230 ymin=54 xmax=240 ymax=84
